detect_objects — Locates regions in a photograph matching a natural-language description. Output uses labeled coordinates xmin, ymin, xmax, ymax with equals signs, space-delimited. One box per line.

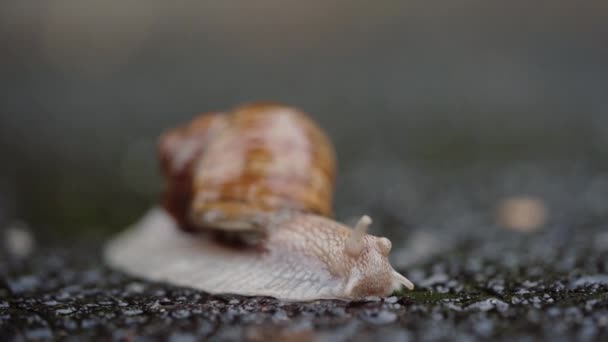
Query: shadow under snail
xmin=104 ymin=102 xmax=413 ymax=301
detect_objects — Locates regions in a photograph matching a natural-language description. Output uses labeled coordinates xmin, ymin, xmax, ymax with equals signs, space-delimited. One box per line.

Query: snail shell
xmin=159 ymin=103 xmax=336 ymax=234
xmin=105 ymin=102 xmax=413 ymax=301
xmin=158 ymin=111 xmax=229 ymax=230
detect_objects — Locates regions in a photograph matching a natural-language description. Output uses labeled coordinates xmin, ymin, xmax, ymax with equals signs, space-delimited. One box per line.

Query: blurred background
xmin=1 ymin=0 xmax=607 ymax=240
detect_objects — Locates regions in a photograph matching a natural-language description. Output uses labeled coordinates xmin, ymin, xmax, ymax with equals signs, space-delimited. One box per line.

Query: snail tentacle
xmin=345 ymin=215 xmax=372 ymax=256
xmin=392 ymin=270 xmax=415 ymax=290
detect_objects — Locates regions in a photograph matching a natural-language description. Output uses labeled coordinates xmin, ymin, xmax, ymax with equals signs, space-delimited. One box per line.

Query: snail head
xmin=342 ymin=215 xmax=414 ymax=298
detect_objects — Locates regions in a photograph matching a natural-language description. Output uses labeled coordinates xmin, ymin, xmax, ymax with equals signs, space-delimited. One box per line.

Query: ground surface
xmin=2 ymin=3 xmax=607 ymax=340
xmin=1 ymin=160 xmax=608 ymax=341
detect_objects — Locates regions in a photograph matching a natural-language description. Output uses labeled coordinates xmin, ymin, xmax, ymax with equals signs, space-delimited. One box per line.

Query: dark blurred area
xmin=1 ymin=0 xmax=607 ymax=237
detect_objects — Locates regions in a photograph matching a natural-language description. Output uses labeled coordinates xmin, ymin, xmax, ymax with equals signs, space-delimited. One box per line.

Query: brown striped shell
xmin=158 ymin=102 xmax=336 ymax=233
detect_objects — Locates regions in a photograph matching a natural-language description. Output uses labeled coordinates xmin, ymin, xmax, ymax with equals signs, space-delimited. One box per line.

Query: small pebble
xmin=384 ymin=296 xmax=399 ymax=304
xmin=547 ymin=307 xmax=561 ymax=317
xmin=497 ymin=196 xmax=546 ymax=232
xmin=172 ymin=309 xmax=191 ymax=319
xmin=169 ymin=332 xmax=198 ymax=342
xmin=472 ymin=317 xmax=495 ymax=337
xmin=25 ymin=327 xmax=53 ymax=340
xmin=55 ymin=307 xmax=76 ymax=315
xmin=126 ymin=282 xmax=146 ymax=293
xmin=4 ymin=221 xmax=35 ymax=259
xmin=7 ymin=275 xmax=39 ymax=294
xmin=62 ymin=318 xmax=78 ymax=330
xmin=123 ymin=308 xmax=143 ymax=316
xmin=361 ymin=310 xmax=397 ymax=324
xmin=467 ymin=298 xmax=509 ymax=312
xmin=80 ymin=319 xmax=98 ymax=329
xmin=570 ymin=275 xmax=608 ymax=288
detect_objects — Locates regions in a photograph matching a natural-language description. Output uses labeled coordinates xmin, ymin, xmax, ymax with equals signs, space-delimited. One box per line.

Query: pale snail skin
xmin=104 ymin=102 xmax=414 ymax=301
xmin=105 ymin=209 xmax=413 ymax=301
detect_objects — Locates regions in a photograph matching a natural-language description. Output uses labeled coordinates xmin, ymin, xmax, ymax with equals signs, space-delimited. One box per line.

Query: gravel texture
xmin=2 ymin=160 xmax=608 ymax=341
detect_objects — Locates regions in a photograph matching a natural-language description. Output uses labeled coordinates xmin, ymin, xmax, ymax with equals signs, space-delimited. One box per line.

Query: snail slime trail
xmin=104 ymin=102 xmax=413 ymax=301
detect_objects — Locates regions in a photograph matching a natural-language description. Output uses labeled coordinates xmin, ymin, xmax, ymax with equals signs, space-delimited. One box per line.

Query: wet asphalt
xmin=1 ymin=159 xmax=608 ymax=341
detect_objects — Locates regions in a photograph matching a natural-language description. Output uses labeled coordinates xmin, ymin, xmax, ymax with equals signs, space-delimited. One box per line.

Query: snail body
xmin=105 ymin=209 xmax=412 ymax=301
xmin=105 ymin=103 xmax=413 ymax=301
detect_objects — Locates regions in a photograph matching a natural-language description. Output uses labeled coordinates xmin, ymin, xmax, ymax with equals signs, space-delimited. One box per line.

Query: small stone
xmin=81 ymin=319 xmax=98 ymax=329
xmin=7 ymin=275 xmax=39 ymax=294
xmin=497 ymin=196 xmax=546 ymax=232
xmin=172 ymin=309 xmax=191 ymax=319
xmin=467 ymin=298 xmax=509 ymax=312
xmin=126 ymin=282 xmax=146 ymax=293
xmin=384 ymin=296 xmax=399 ymax=304
xmin=148 ymin=300 xmax=161 ymax=310
xmin=62 ymin=318 xmax=78 ymax=330
xmin=55 ymin=292 xmax=71 ymax=301
xmin=365 ymin=296 xmax=382 ymax=302
xmin=24 ymin=327 xmax=53 ymax=340
xmin=547 ymin=307 xmax=561 ymax=317
xmin=4 ymin=221 xmax=35 ymax=259
xmin=570 ymin=275 xmax=608 ymax=288
xmin=153 ymin=289 xmax=167 ymax=297
xmin=361 ymin=310 xmax=397 ymax=324
xmin=55 ymin=307 xmax=76 ymax=315
xmin=272 ymin=309 xmax=289 ymax=322
xmin=169 ymin=332 xmax=198 ymax=342
xmin=472 ymin=317 xmax=495 ymax=337
xmin=122 ymin=309 xmax=143 ymax=316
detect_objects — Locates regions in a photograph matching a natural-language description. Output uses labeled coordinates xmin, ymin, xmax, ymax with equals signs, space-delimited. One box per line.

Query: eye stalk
xmin=345 ymin=215 xmax=372 ymax=256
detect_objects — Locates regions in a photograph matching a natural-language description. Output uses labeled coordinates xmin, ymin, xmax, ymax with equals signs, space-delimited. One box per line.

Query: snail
xmin=104 ymin=103 xmax=413 ymax=301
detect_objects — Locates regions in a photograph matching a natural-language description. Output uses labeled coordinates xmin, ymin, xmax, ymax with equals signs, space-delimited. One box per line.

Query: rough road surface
xmin=2 ymin=160 xmax=608 ymax=341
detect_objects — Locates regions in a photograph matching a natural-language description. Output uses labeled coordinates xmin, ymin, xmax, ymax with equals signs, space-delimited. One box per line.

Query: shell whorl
xmin=159 ymin=102 xmax=336 ymax=233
